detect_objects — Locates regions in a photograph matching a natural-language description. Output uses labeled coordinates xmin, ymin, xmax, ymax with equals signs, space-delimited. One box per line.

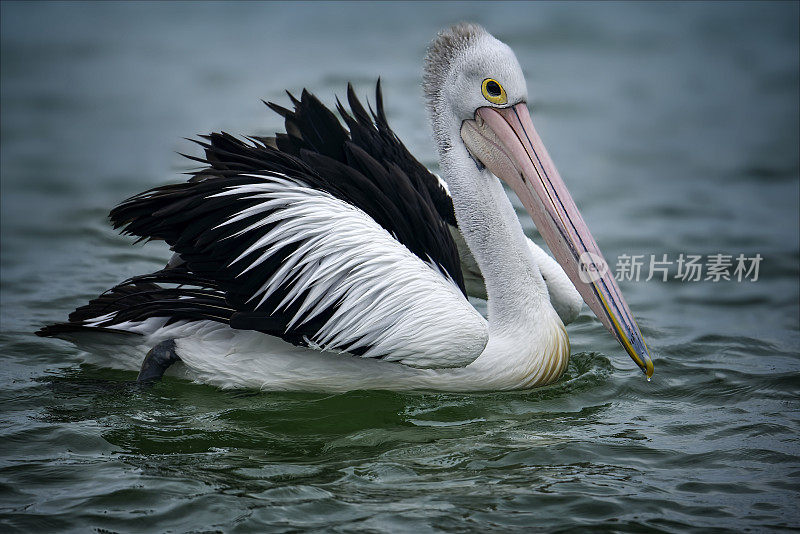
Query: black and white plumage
xmin=41 ymin=84 xmax=487 ymax=369
xmin=38 ymin=24 xmax=653 ymax=391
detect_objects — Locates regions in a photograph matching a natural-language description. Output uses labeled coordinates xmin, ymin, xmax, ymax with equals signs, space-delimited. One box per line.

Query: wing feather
xmin=109 ymin=172 xmax=486 ymax=367
xmin=39 ymin=82 xmax=490 ymax=367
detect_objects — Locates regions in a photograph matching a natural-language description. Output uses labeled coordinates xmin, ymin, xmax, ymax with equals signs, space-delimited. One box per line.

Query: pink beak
xmin=461 ymin=102 xmax=653 ymax=378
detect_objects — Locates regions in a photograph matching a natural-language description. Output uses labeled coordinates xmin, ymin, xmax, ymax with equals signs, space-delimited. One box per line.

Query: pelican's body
xmin=38 ymin=24 xmax=653 ymax=391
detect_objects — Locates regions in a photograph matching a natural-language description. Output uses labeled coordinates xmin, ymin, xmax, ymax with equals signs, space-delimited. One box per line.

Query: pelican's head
xmin=424 ymin=23 xmax=527 ymax=126
xmin=425 ymin=23 xmax=654 ymax=378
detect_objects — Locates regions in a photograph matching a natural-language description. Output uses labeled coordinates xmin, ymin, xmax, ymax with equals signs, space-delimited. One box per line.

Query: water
xmin=2 ymin=2 xmax=798 ymax=531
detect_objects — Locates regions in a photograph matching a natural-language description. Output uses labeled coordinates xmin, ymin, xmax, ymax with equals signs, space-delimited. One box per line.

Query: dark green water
xmin=2 ymin=2 xmax=798 ymax=531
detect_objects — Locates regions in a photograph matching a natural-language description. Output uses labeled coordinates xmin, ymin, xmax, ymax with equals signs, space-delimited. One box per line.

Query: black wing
xmin=268 ymin=81 xmax=456 ymax=227
xmin=39 ymin=83 xmax=469 ymax=359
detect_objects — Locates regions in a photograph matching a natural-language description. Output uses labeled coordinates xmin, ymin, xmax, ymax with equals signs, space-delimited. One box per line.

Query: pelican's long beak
xmin=461 ymin=103 xmax=654 ymax=378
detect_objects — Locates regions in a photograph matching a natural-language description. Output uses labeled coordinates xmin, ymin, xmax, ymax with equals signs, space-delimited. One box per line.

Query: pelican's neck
xmin=428 ymin=110 xmax=570 ymax=389
xmin=435 ymin=119 xmax=550 ymax=335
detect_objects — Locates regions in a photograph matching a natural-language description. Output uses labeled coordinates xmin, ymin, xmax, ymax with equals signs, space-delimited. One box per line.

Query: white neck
xmin=435 ymin=119 xmax=549 ymax=330
xmin=432 ymin=115 xmax=569 ymax=388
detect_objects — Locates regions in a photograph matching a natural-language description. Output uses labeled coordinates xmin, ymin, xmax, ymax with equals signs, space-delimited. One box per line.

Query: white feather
xmin=205 ymin=173 xmax=489 ymax=368
xmin=65 ymin=314 xmax=567 ymax=392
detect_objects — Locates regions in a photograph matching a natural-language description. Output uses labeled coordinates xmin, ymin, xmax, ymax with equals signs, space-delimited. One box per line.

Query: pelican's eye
xmin=481 ymin=78 xmax=507 ymax=105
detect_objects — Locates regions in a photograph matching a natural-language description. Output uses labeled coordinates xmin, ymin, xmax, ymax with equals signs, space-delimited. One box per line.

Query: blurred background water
xmin=1 ymin=1 xmax=798 ymax=531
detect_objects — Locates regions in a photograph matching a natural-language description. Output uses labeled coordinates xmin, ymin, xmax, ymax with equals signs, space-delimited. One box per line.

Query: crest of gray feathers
xmin=422 ymin=22 xmax=487 ymax=106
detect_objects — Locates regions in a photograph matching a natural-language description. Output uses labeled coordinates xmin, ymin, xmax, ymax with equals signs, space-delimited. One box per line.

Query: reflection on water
xmin=1 ymin=1 xmax=798 ymax=531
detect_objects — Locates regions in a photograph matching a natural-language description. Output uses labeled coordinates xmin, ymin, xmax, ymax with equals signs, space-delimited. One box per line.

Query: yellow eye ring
xmin=481 ymin=78 xmax=507 ymax=105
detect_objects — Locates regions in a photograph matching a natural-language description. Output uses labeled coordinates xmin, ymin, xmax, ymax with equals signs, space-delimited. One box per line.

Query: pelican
xmin=37 ymin=23 xmax=654 ymax=391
